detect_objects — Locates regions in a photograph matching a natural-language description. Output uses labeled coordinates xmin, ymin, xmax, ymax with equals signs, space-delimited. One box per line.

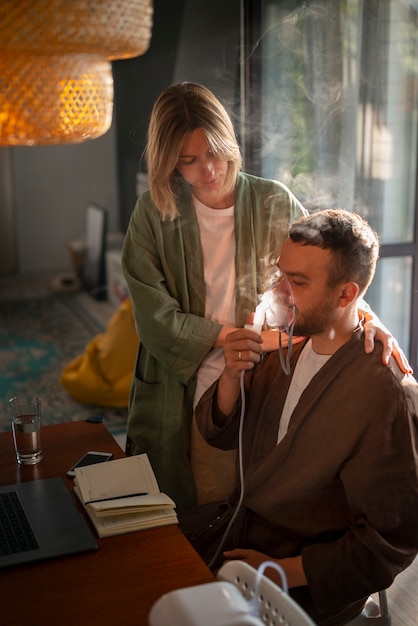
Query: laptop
xmin=0 ymin=476 xmax=98 ymax=568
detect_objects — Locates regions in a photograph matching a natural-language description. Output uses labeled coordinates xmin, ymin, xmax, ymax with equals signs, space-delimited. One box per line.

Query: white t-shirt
xmin=193 ymin=196 xmax=235 ymax=407
xmin=277 ymin=339 xmax=331 ymax=443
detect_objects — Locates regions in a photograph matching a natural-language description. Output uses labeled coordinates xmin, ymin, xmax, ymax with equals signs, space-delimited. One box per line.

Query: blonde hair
xmin=145 ymin=82 xmax=242 ymax=220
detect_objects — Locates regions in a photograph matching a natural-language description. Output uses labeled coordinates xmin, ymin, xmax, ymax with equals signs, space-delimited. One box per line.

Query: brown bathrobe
xmin=195 ymin=328 xmax=418 ymax=625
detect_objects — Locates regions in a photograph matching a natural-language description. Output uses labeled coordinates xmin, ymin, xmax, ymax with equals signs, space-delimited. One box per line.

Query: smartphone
xmin=66 ymin=451 xmax=113 ymax=477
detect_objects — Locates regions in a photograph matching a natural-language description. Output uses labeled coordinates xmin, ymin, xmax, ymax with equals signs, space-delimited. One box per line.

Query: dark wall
xmin=112 ymin=0 xmax=241 ymax=230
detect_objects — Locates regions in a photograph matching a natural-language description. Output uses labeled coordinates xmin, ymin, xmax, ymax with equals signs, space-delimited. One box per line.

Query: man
xmin=195 ymin=209 xmax=418 ymax=625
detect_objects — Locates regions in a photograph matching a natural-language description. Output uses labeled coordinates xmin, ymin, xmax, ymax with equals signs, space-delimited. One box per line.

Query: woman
xmin=122 ymin=82 xmax=408 ymax=510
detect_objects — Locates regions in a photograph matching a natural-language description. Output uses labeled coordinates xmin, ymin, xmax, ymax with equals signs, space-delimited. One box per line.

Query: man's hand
xmin=223 ymin=328 xmax=264 ymax=379
xmin=214 ymin=328 xmax=263 ymax=419
xmin=216 ymin=328 xmax=305 ymax=418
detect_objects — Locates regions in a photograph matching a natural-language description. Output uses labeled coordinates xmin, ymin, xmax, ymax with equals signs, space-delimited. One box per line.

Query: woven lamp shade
xmin=0 ymin=0 xmax=153 ymax=145
xmin=0 ymin=0 xmax=153 ymax=59
xmin=1 ymin=54 xmax=113 ymax=146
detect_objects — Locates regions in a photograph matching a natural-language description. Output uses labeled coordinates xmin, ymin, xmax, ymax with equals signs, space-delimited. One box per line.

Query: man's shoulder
xmin=338 ymin=335 xmax=418 ymax=401
xmin=386 ymin=357 xmax=418 ymax=401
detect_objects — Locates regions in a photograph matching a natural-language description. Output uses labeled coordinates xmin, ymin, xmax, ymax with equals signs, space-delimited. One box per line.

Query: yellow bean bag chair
xmin=60 ymin=298 xmax=139 ymax=407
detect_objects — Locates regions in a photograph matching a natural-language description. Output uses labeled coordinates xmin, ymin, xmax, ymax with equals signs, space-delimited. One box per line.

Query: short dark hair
xmin=289 ymin=209 xmax=379 ymax=295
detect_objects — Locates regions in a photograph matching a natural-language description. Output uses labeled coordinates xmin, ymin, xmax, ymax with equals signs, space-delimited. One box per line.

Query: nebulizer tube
xmin=207 ymin=369 xmax=246 ymax=569
xmin=208 ymin=272 xmax=296 ymax=570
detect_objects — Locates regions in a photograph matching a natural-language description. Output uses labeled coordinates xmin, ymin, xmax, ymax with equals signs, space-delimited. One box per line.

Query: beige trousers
xmin=190 ymin=413 xmax=237 ymax=505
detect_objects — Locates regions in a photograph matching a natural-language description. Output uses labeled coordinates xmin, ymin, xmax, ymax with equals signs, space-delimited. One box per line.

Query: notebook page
xmin=74 ymin=454 xmax=160 ymax=503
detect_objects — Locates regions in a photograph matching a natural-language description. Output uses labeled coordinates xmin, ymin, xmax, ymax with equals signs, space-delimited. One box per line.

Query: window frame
xmin=242 ymin=0 xmax=418 ymax=372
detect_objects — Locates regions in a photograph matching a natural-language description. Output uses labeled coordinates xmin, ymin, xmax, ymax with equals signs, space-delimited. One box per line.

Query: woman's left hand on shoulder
xmin=363 ymin=311 xmax=413 ymax=373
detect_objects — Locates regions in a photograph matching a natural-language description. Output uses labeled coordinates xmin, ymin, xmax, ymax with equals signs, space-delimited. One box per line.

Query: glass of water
xmin=9 ymin=395 xmax=42 ymax=465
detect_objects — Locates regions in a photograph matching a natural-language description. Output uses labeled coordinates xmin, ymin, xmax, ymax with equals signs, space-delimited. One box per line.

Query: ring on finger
xmin=238 ymin=351 xmax=242 ymax=360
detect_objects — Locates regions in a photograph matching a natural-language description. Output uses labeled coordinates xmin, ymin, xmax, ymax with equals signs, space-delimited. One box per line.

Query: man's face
xmin=278 ymin=238 xmax=341 ymax=337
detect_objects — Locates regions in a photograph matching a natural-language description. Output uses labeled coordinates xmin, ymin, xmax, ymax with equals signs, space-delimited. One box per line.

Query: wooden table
xmin=0 ymin=421 xmax=214 ymax=626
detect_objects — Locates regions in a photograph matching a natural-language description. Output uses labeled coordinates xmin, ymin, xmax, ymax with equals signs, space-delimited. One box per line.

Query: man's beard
xmin=293 ymin=296 xmax=336 ymax=338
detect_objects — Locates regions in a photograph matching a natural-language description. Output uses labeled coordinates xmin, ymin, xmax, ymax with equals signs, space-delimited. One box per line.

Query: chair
xmin=217 ymin=560 xmax=316 ymax=626
xmin=347 ymin=590 xmax=391 ymax=625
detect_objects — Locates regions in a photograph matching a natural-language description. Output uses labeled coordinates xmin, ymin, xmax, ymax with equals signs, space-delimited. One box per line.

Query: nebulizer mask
xmin=249 ymin=268 xmax=297 ymax=375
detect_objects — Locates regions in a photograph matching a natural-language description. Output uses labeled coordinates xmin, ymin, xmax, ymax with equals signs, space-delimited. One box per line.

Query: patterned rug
xmin=0 ymin=295 xmax=128 ymax=437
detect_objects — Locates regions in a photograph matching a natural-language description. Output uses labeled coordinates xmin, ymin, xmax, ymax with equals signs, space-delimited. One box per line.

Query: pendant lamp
xmin=0 ymin=0 xmax=153 ymax=145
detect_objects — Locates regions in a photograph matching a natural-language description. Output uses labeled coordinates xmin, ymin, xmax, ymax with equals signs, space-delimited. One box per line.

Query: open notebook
xmin=73 ymin=453 xmax=178 ymax=537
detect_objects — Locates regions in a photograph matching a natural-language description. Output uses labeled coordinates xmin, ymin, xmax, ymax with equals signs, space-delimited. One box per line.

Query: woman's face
xmin=176 ymin=128 xmax=231 ymax=208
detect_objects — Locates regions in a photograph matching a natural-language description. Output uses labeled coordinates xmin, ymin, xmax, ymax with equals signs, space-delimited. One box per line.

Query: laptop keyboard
xmin=0 ymin=491 xmax=39 ymax=556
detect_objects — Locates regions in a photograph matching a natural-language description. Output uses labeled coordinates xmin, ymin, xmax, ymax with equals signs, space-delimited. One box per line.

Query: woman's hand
xmin=223 ymin=548 xmax=307 ymax=589
xmin=260 ymin=329 xmax=305 ymax=352
xmin=362 ymin=311 xmax=413 ymax=373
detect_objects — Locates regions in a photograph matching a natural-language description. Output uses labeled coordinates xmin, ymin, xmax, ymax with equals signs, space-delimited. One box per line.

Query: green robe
xmin=122 ymin=172 xmax=307 ymax=509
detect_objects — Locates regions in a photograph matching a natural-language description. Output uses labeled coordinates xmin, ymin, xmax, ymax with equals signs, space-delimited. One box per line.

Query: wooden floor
xmin=386 ymin=556 xmax=418 ymax=625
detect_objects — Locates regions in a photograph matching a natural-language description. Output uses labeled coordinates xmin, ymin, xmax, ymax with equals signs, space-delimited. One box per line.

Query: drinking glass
xmin=9 ymin=394 xmax=42 ymax=465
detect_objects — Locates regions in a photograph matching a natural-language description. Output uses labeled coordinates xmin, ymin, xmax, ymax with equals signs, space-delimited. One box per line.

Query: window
xmin=245 ymin=0 xmax=418 ymax=369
